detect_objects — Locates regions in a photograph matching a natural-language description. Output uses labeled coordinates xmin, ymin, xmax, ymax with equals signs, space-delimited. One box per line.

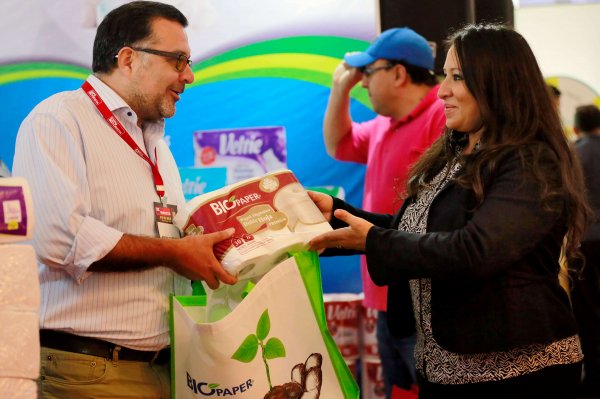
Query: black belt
xmin=40 ymin=329 xmax=170 ymax=364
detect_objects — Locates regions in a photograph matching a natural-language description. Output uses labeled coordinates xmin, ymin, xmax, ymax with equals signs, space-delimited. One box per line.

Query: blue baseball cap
xmin=344 ymin=27 xmax=434 ymax=70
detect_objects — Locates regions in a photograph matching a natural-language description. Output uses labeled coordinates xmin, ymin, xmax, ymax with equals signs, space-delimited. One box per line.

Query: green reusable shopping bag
xmin=170 ymin=251 xmax=359 ymax=398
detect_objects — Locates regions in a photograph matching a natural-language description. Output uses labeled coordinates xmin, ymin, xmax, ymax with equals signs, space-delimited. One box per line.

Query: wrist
xmin=331 ymin=84 xmax=353 ymax=98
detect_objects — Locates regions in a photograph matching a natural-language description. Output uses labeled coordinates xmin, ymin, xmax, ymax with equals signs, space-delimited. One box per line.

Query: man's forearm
xmin=86 ymin=230 xmax=237 ymax=288
xmin=88 ymin=234 xmax=177 ymax=272
xmin=323 ymin=89 xmax=353 ymax=157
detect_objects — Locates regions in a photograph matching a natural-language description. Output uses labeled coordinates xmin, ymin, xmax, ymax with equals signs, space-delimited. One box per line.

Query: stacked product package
xmin=360 ymin=307 xmax=386 ymax=398
xmin=0 ymin=177 xmax=40 ymax=398
xmin=175 ymin=169 xmax=332 ymax=321
xmin=323 ymin=293 xmax=362 ymax=381
xmin=322 ymin=297 xmax=388 ymax=398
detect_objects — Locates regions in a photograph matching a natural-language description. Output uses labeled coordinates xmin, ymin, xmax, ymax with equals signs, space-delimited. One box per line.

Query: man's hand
xmin=323 ymin=58 xmax=362 ymax=157
xmin=171 ymin=229 xmax=238 ymax=289
xmin=331 ymin=58 xmax=363 ymax=94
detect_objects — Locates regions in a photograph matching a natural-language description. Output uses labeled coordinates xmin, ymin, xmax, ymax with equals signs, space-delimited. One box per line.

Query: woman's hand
xmin=309 ymin=209 xmax=373 ymax=252
xmin=307 ymin=190 xmax=334 ymax=222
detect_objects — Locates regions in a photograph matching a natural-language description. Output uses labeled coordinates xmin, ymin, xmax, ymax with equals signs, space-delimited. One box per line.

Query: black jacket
xmin=329 ymin=150 xmax=577 ymax=354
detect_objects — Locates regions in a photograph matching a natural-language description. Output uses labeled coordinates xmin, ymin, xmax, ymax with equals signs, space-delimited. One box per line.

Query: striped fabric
xmin=12 ymin=75 xmax=190 ymax=351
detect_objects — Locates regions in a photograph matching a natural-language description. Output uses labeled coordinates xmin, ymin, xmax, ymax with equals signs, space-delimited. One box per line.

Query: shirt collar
xmin=390 ymin=84 xmax=441 ymax=129
xmin=85 ymin=74 xmax=130 ymax=113
xmin=85 ymin=74 xmax=165 ymax=133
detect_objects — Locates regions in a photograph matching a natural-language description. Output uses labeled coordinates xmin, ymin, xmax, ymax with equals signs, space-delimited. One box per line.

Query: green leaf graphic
xmin=256 ymin=309 xmax=270 ymax=341
xmin=209 ymin=383 xmax=220 ymax=389
xmin=230 ymin=307 xmax=286 ymax=390
xmin=263 ymin=337 xmax=286 ymax=359
xmin=228 ymin=195 xmax=236 ymax=203
xmin=231 ymin=334 xmax=259 ymax=363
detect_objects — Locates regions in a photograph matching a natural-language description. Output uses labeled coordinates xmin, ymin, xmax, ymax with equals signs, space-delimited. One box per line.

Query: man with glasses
xmin=13 ymin=2 xmax=236 ymax=398
xmin=322 ymin=27 xmax=444 ymax=398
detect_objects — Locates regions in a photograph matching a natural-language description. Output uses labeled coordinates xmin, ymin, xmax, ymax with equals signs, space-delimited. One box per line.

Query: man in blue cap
xmin=322 ymin=27 xmax=445 ymax=397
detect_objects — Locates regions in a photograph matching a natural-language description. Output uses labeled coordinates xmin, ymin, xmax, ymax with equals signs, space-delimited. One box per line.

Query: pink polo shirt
xmin=335 ymin=85 xmax=445 ymax=310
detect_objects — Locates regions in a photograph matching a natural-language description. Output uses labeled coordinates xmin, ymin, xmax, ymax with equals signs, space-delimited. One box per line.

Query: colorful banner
xmin=0 ymin=0 xmax=378 ymax=294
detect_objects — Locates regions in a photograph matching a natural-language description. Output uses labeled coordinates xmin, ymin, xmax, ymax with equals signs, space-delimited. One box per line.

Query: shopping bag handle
xmin=191 ymin=281 xmax=206 ymax=296
xmin=191 ymin=279 xmax=255 ymax=296
xmin=191 ymin=251 xmax=312 ymax=297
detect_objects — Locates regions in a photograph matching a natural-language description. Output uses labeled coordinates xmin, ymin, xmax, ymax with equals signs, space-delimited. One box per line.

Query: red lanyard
xmin=81 ymin=80 xmax=165 ymax=199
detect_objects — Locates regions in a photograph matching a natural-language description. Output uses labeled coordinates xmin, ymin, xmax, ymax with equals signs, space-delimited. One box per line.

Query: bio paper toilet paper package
xmin=176 ymin=170 xmax=331 ymax=281
xmin=176 ymin=170 xmax=332 ymax=322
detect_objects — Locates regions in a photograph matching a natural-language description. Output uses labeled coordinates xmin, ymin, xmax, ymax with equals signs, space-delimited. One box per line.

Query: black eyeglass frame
xmin=359 ymin=61 xmax=399 ymax=77
xmin=127 ymin=46 xmax=192 ymax=72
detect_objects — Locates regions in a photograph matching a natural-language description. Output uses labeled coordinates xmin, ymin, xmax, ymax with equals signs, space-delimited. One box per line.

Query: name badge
xmin=154 ymin=202 xmax=181 ymax=238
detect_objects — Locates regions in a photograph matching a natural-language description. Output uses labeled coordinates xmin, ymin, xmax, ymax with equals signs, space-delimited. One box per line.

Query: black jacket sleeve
xmin=320 ymin=196 xmax=395 ymax=257
xmin=365 ymin=151 xmax=563 ymax=286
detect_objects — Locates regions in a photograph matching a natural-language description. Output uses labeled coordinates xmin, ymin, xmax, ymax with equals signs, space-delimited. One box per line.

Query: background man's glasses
xmin=129 ymin=47 xmax=192 ymax=72
xmin=359 ymin=62 xmax=397 ymax=77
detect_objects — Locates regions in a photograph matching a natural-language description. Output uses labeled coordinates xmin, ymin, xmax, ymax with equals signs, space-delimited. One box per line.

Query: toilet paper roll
xmin=0 ymin=309 xmax=40 ymax=379
xmin=202 ymin=279 xmax=256 ymax=323
xmin=272 ymin=183 xmax=325 ymax=231
xmin=0 ymin=378 xmax=37 ymax=399
xmin=220 ymin=232 xmax=305 ymax=280
xmin=0 ymin=245 xmax=39 ymax=312
xmin=0 ymin=177 xmax=34 ymax=243
xmin=202 ymin=244 xmax=297 ymax=322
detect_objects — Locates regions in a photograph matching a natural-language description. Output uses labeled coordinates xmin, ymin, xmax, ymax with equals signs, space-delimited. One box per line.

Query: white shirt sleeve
xmin=13 ymin=101 xmax=123 ymax=283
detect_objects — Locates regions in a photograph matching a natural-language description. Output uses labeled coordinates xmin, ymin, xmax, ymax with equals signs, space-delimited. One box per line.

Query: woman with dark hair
xmin=310 ymin=23 xmax=590 ymax=398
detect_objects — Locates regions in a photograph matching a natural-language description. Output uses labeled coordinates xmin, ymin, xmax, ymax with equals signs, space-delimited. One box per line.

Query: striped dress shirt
xmin=12 ymin=75 xmax=190 ymax=350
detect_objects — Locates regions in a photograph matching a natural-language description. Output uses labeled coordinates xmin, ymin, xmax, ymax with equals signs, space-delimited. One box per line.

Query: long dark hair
xmin=406 ymin=23 xmax=590 ymax=266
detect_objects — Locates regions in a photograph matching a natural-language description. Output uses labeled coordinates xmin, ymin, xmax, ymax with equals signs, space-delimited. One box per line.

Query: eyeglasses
xmin=359 ymin=63 xmax=397 ymax=77
xmin=129 ymin=47 xmax=192 ymax=72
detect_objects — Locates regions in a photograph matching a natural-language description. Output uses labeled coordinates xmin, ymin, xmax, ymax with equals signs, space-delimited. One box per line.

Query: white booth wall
xmin=515 ymin=3 xmax=600 ymax=129
xmin=516 ymin=3 xmax=600 ymax=96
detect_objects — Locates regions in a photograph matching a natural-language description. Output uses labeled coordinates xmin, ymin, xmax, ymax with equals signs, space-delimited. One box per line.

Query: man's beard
xmin=158 ymin=95 xmax=176 ymax=119
xmin=130 ymin=91 xmax=176 ymax=123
